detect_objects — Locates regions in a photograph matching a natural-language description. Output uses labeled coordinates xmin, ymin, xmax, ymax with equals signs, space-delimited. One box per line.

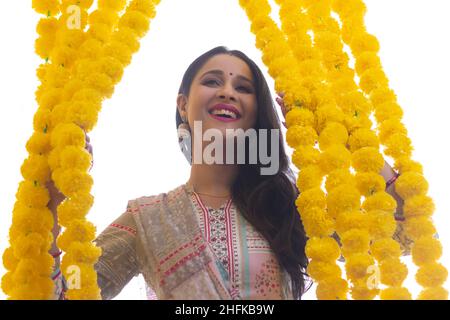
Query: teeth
xmin=211 ymin=108 xmax=238 ymax=119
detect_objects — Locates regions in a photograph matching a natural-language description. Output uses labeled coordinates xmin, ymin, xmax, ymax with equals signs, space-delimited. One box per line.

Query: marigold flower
xmin=403 ymin=194 xmax=435 ymax=218
xmin=286 ymin=125 xmax=318 ymax=148
xmin=348 ymin=128 xmax=379 ymax=153
xmin=297 ymin=165 xmax=324 ymax=191
xmin=345 ymin=253 xmax=375 ymax=281
xmin=327 ymin=184 xmax=360 ymax=218
xmin=325 ymin=169 xmax=355 ymax=192
xmin=355 ymin=172 xmax=385 ymax=197
xmin=395 ymin=171 xmax=428 ymax=199
xmin=292 ymin=145 xmax=320 ymax=169
xmin=379 ymin=258 xmax=408 ymax=287
xmin=285 ymin=107 xmax=315 ymax=128
xmin=351 ymin=147 xmax=384 ymax=173
xmin=415 ymin=262 xmax=448 ymax=287
xmin=341 ymin=229 xmax=370 ymax=256
xmin=296 ymin=188 xmax=326 ymax=212
xmin=20 ymin=154 xmax=50 ymax=185
xmin=319 ymin=144 xmax=352 ymax=173
xmin=362 ymin=191 xmax=397 ymax=213
xmin=380 ymin=287 xmax=412 ymax=300
xmin=335 ymin=211 xmax=369 ymax=235
xmin=305 ymin=237 xmax=341 ymax=262
xmin=16 ymin=180 xmax=50 ymax=208
xmin=301 ymin=207 xmax=335 ymax=237
xmin=411 ymin=237 xmax=443 ymax=266
xmin=403 ymin=216 xmax=436 ymax=241
xmin=418 ymin=287 xmax=449 ymax=300
xmin=318 ymin=122 xmax=348 ymax=150
xmin=316 ymin=277 xmax=348 ymax=300
xmin=307 ymin=260 xmax=342 ymax=281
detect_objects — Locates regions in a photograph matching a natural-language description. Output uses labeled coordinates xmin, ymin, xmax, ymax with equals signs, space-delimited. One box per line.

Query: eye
xmin=203 ymin=79 xmax=220 ymax=86
xmin=237 ymin=86 xmax=252 ymax=93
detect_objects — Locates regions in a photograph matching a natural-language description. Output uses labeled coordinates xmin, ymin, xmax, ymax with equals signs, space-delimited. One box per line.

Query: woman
xmin=47 ymin=46 xmax=405 ymax=300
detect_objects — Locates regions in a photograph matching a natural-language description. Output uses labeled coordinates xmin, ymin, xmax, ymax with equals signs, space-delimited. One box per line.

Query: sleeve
xmin=92 ymin=200 xmax=141 ymax=300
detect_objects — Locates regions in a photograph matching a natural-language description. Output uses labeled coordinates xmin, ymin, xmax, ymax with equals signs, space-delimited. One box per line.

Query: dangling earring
xmin=177 ymin=117 xmax=192 ymax=165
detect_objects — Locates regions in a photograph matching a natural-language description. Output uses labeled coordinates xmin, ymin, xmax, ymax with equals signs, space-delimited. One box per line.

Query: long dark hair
xmin=176 ymin=46 xmax=311 ymax=299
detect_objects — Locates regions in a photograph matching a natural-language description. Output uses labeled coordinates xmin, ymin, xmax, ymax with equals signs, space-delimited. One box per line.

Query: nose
xmin=217 ymin=81 xmax=237 ymax=102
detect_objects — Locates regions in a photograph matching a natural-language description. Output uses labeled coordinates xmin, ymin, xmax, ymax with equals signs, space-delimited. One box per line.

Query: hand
xmin=275 ymin=92 xmax=287 ymax=129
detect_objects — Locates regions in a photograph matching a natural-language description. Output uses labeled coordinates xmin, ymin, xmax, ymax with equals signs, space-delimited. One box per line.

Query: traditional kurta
xmin=54 ymin=182 xmax=415 ymax=300
xmin=92 ymin=183 xmax=293 ymax=300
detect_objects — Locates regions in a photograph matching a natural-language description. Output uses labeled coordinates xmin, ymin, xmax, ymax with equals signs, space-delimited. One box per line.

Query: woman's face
xmin=177 ymin=54 xmax=258 ymax=138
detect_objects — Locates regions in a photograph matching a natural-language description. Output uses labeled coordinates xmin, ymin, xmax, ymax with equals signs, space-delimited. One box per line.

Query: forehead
xmin=197 ymin=54 xmax=253 ymax=80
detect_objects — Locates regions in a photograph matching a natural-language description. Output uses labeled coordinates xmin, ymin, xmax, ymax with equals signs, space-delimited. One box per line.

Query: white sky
xmin=0 ymin=0 xmax=449 ymax=300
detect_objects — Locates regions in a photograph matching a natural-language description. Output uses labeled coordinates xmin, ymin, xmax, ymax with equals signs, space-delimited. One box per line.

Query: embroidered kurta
xmin=92 ymin=183 xmax=293 ymax=300
xmin=54 ymin=182 xmax=415 ymax=300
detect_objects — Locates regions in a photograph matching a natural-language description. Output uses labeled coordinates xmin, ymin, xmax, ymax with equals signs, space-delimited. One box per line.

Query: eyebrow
xmin=200 ymin=69 xmax=254 ymax=86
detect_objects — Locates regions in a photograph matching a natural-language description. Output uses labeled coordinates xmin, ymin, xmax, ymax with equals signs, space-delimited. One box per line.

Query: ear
xmin=177 ymin=94 xmax=188 ymax=120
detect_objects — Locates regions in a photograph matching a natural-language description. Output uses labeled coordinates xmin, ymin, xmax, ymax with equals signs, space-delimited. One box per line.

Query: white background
xmin=0 ymin=0 xmax=449 ymax=300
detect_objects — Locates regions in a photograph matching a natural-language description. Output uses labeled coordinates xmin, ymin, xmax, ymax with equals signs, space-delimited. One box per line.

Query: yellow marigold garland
xmin=2 ymin=0 xmax=161 ymax=300
xmin=332 ymin=0 xmax=448 ymax=299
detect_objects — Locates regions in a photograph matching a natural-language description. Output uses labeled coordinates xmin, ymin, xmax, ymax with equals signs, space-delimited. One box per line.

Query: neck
xmin=187 ymin=162 xmax=239 ymax=196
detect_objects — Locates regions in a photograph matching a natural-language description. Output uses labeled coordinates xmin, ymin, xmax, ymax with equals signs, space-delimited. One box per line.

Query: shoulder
xmin=126 ymin=184 xmax=186 ymax=214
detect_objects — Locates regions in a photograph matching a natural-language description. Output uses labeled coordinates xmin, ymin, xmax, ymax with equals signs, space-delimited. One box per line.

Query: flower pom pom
xmin=112 ymin=27 xmax=140 ymax=53
xmin=335 ymin=211 xmax=368 ymax=235
xmin=418 ymin=287 xmax=449 ymax=300
xmin=384 ymin=133 xmax=413 ymax=158
xmin=345 ymin=253 xmax=375 ymax=281
xmin=2 ymin=247 xmax=19 ymax=272
xmin=348 ymin=128 xmax=379 ymax=153
xmin=292 ymin=145 xmax=320 ymax=169
xmin=119 ymin=11 xmax=150 ymax=38
xmin=415 ymin=262 xmax=448 ymax=287
xmin=380 ymin=287 xmax=412 ymax=300
xmin=316 ymin=277 xmax=348 ymax=300
xmin=412 ymin=237 xmax=443 ymax=266
xmin=53 ymin=169 xmax=93 ymax=198
xmin=315 ymin=104 xmax=345 ymax=133
xmin=128 ymin=0 xmax=157 ymax=18
xmin=370 ymin=238 xmax=401 ymax=262
xmin=379 ymin=258 xmax=408 ymax=287
xmin=57 ymin=219 xmax=97 ymax=250
xmin=26 ymin=131 xmax=51 ymax=155
xmin=301 ymin=207 xmax=335 ymax=237
xmin=104 ymin=40 xmax=133 ymax=66
xmin=327 ymin=185 xmax=361 ymax=219
xmin=286 ymin=125 xmax=318 ymax=148
xmin=318 ymin=122 xmax=348 ymax=150
xmin=64 ymin=241 xmax=102 ymax=264
xmin=297 ymin=165 xmax=323 ymax=191
xmin=305 ymin=237 xmax=341 ymax=262
xmin=351 ymin=147 xmax=384 ymax=173
xmin=403 ymin=216 xmax=436 ymax=241
xmin=359 ymin=68 xmax=388 ymax=94
xmin=32 ymin=0 xmax=60 ymax=16
xmin=394 ymin=156 xmax=423 ymax=175
xmin=59 ymin=146 xmax=92 ymax=171
xmin=362 ymin=191 xmax=397 ymax=213
xmin=20 ymin=154 xmax=51 ymax=185
xmin=341 ymin=229 xmax=370 ymax=256
xmin=98 ymin=0 xmax=127 ymax=11
xmin=319 ymin=144 xmax=352 ymax=174
xmin=395 ymin=172 xmax=429 ymax=199
xmin=16 ymin=180 xmax=49 ymax=208
xmin=355 ymin=172 xmax=385 ymax=197
xmin=58 ymin=193 xmax=94 ymax=226
xmin=307 ymin=260 xmax=342 ymax=281
xmin=296 ymin=188 xmax=326 ymax=212
xmin=354 ymin=51 xmax=381 ymax=76
xmin=50 ymin=123 xmax=85 ymax=148
xmin=403 ymin=195 xmax=435 ymax=218
xmin=325 ymin=169 xmax=355 ymax=192
xmin=378 ymin=119 xmax=408 ymax=144
xmin=374 ymin=101 xmax=403 ymax=122
xmin=285 ymin=107 xmax=315 ymax=128
xmin=366 ymin=210 xmax=397 ymax=240
xmin=350 ymin=32 xmax=380 ymax=56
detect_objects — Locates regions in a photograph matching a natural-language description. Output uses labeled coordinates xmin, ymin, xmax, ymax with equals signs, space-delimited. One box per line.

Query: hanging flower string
xmin=2 ymin=0 xmax=161 ymax=300
xmin=331 ymin=0 xmax=448 ymax=300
